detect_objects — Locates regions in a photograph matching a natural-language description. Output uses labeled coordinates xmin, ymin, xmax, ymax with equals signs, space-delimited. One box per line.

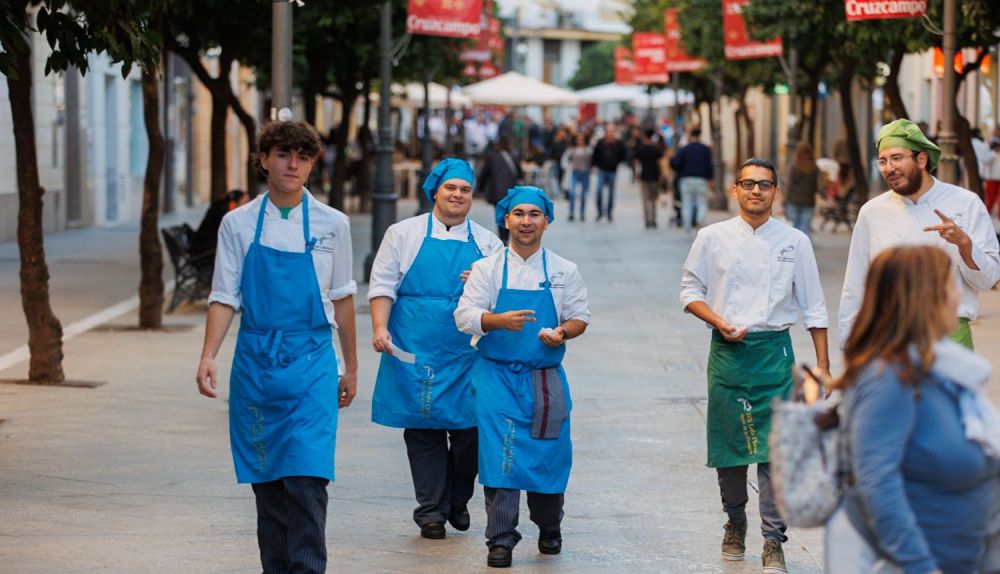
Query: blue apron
xmin=474 ymin=248 xmax=573 ymax=494
xmin=229 ymin=193 xmax=339 ymax=484
xmin=372 ymin=214 xmax=483 ymax=429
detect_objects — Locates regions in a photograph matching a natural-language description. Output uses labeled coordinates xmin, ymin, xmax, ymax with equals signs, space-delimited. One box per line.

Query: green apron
xmin=706 ymin=329 xmax=794 ymax=468
xmin=948 ymin=317 xmax=974 ymax=350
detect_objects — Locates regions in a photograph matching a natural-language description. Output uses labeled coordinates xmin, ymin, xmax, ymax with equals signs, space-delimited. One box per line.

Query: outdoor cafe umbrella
xmin=462 ymin=71 xmax=579 ymax=107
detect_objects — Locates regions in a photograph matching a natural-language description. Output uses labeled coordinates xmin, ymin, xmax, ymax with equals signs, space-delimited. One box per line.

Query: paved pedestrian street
xmin=1 ymin=179 xmax=998 ymax=573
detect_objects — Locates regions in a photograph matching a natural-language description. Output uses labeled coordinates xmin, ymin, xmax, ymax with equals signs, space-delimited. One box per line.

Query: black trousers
xmin=252 ymin=476 xmax=330 ymax=574
xmin=404 ymin=427 xmax=478 ymax=526
xmin=484 ymin=487 xmax=564 ymax=549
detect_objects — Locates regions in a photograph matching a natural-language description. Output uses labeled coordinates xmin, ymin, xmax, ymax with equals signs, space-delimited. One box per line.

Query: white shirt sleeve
xmin=959 ymin=203 xmax=1000 ymax=291
xmin=792 ymin=236 xmax=829 ymax=330
xmin=367 ymin=224 xmax=402 ymax=301
xmin=326 ymin=216 xmax=357 ymax=301
xmin=455 ymin=257 xmax=495 ymax=337
xmin=479 ymin=229 xmax=505 ymax=257
xmin=839 ymin=209 xmax=872 ymax=348
xmin=560 ymin=265 xmax=591 ymax=324
xmin=208 ymin=214 xmax=243 ymax=310
xmin=679 ymin=232 xmax=710 ymax=310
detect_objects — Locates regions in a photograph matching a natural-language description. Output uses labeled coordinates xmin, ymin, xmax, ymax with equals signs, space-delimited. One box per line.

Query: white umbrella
xmin=574 ymin=82 xmax=647 ymax=103
xmin=629 ymin=88 xmax=694 ymax=109
xmin=370 ymin=82 xmax=469 ymax=109
xmin=462 ymin=71 xmax=579 ymax=107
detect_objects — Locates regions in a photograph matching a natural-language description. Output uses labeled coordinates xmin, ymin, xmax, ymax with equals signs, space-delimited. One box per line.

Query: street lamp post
xmin=936 ymin=0 xmax=959 ymax=184
xmin=271 ymin=0 xmax=293 ymax=120
xmin=365 ymin=0 xmax=398 ymax=281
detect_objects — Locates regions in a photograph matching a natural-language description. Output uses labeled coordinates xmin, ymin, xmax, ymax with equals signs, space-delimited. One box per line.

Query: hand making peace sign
xmin=923 ymin=209 xmax=972 ymax=249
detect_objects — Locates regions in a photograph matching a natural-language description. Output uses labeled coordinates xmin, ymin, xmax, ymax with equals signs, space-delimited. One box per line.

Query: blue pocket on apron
xmin=530 ymin=367 xmax=567 ymax=439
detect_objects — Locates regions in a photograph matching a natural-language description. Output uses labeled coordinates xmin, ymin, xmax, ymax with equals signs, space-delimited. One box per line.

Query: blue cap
xmin=421 ymin=158 xmax=475 ymax=201
xmin=494 ymin=186 xmax=555 ymax=227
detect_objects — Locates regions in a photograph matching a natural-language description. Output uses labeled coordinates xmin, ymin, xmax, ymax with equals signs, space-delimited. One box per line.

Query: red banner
xmin=407 ymin=0 xmax=483 ymax=39
xmin=632 ymin=33 xmax=668 ymax=84
xmin=460 ymin=16 xmax=501 ymax=62
xmin=722 ymin=0 xmax=782 ymax=61
xmin=663 ymin=8 xmax=706 ymax=73
xmin=844 ymin=0 xmax=926 ymax=20
xmin=614 ymin=46 xmax=636 ymax=85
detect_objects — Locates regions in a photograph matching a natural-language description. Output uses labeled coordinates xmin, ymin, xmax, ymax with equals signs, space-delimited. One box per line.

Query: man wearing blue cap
xmin=455 ymin=186 xmax=591 ymax=568
xmin=369 ymin=158 xmax=504 ymax=540
xmin=839 ymin=119 xmax=1000 ymax=349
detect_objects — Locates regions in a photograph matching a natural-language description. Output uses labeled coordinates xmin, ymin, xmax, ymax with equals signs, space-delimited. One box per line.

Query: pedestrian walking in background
xmin=670 ymin=127 xmax=714 ymax=234
xmin=680 ymin=158 xmax=830 ymax=574
xmin=590 ymin=127 xmax=628 ymax=222
xmin=825 ymin=244 xmax=1000 ymax=574
xmin=548 ymin=127 xmax=569 ymax=199
xmin=477 ymin=136 xmax=523 ymax=243
xmin=195 ymin=120 xmax=359 ymax=574
xmin=983 ymin=138 xmax=1000 ymax=219
xmin=839 ymin=119 xmax=1000 ymax=350
xmin=369 ymin=159 xmax=504 ymax=541
xmin=784 ymin=141 xmax=823 ymax=241
xmin=455 ymin=186 xmax=591 ymax=568
xmin=567 ymin=133 xmax=593 ymax=221
xmin=631 ymin=129 xmax=664 ymax=229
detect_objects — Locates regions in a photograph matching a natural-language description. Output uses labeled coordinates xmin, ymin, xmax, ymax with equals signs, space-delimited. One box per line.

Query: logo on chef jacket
xmin=777 ymin=245 xmax=796 ymax=263
xmin=311 ymin=230 xmax=338 ymax=253
xmin=547 ymin=270 xmax=567 ymax=289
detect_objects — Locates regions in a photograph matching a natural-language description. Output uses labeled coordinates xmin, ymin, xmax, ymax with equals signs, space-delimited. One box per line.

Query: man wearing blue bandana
xmin=455 ymin=186 xmax=592 ymax=568
xmin=370 ymin=157 xmax=504 ymax=540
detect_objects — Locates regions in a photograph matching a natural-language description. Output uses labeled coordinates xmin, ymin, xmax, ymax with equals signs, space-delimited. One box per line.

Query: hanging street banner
xmin=614 ymin=46 xmax=636 ymax=85
xmin=844 ymin=0 xmax=927 ymax=21
xmin=664 ymin=8 xmax=706 ymax=72
xmin=722 ymin=0 xmax=783 ymax=61
xmin=407 ymin=0 xmax=483 ymax=39
xmin=632 ymin=32 xmax=669 ymax=84
xmin=460 ymin=16 xmax=502 ymax=62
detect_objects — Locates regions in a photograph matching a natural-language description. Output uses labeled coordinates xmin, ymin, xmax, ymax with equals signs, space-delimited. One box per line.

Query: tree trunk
xmin=7 ymin=38 xmax=64 ymax=383
xmin=884 ymin=45 xmax=909 ymax=120
xmin=330 ymin=94 xmax=356 ymax=211
xmin=838 ymin=59 xmax=869 ymax=203
xmin=357 ymin=87 xmax=374 ymax=212
xmin=207 ymin=77 xmax=230 ymax=202
xmin=739 ymin=88 xmax=755 ymax=159
xmin=806 ymin=85 xmax=819 ymax=145
xmin=734 ymin=102 xmax=743 ymax=164
xmin=138 ymin=66 xmax=165 ymax=329
xmin=230 ymin=93 xmax=258 ymax=196
xmin=955 ymin=106 xmax=982 ymax=197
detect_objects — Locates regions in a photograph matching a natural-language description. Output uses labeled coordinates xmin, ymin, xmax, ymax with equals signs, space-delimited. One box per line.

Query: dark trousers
xmin=404 ymin=427 xmax=478 ymax=526
xmin=252 ymin=476 xmax=330 ymax=574
xmin=716 ymin=463 xmax=787 ymax=542
xmin=484 ymin=487 xmax=564 ymax=549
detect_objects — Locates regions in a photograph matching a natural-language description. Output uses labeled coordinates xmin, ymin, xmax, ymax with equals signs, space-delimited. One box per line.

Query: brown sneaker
xmin=762 ymin=539 xmax=787 ymax=573
xmin=721 ymin=519 xmax=747 ymax=561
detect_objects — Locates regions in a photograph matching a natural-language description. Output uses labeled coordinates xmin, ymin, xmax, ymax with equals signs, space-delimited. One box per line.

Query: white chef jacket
xmin=839 ymin=179 xmax=1000 ymax=347
xmin=455 ymin=247 xmax=591 ymax=345
xmin=680 ymin=216 xmax=829 ymax=332
xmin=367 ymin=212 xmax=504 ymax=301
xmin=208 ymin=189 xmax=357 ymax=328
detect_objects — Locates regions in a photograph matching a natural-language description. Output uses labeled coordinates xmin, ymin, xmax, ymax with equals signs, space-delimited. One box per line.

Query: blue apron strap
xmin=302 ymin=194 xmax=316 ymax=252
xmin=539 ymin=248 xmax=551 ymax=289
xmin=466 ymin=219 xmax=482 ymax=257
xmin=501 ymin=247 xmax=510 ymax=289
xmin=253 ymin=193 xmax=269 ymax=244
xmin=425 ymin=212 xmax=434 ymax=238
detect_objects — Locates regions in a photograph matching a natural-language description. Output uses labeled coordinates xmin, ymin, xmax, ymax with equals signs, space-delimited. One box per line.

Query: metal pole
xmin=64 ymin=66 xmax=81 ymax=224
xmin=418 ymin=54 xmax=433 ymax=214
xmin=364 ymin=0 xmax=397 ymax=281
xmin=709 ymin=70 xmax=727 ymax=210
xmin=937 ymin=0 xmax=958 ymax=183
xmin=272 ymin=0 xmax=293 ymax=120
xmin=671 ymin=72 xmax=681 ymax=151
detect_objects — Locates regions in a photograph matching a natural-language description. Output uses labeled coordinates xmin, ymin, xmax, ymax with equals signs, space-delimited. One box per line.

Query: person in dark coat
xmin=477 ymin=136 xmax=523 ymax=242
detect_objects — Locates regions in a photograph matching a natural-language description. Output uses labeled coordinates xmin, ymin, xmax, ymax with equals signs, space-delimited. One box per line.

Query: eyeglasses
xmin=877 ymin=152 xmax=919 ymax=169
xmin=735 ymin=179 xmax=776 ymax=191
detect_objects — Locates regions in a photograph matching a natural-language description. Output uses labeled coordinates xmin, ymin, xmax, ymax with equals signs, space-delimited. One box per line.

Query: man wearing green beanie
xmin=839 ymin=119 xmax=1000 ymax=349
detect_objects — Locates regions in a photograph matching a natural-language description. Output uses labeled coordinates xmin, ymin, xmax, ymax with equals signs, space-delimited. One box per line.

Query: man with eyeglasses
xmin=839 ymin=119 xmax=1000 ymax=349
xmin=680 ymin=158 xmax=829 ymax=574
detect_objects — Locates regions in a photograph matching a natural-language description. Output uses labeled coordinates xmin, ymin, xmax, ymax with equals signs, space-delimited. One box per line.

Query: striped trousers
xmin=404 ymin=427 xmax=478 ymax=526
xmin=484 ymin=487 xmax=564 ymax=549
xmin=252 ymin=476 xmax=330 ymax=574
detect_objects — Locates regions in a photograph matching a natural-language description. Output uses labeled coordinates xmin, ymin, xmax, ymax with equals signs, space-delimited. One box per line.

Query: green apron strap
xmin=948 ymin=318 xmax=974 ymax=350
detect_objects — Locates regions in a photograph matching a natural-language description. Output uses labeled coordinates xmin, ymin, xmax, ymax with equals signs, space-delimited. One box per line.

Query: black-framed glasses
xmin=735 ymin=179 xmax=776 ymax=191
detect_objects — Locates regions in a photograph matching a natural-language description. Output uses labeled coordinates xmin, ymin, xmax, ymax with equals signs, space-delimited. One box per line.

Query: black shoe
xmin=487 ymin=545 xmax=512 ymax=568
xmin=420 ymin=522 xmax=446 ymax=540
xmin=447 ymin=505 xmax=470 ymax=531
xmin=568 ymin=214 xmax=575 ymax=222
xmin=538 ymin=530 xmax=562 ymax=555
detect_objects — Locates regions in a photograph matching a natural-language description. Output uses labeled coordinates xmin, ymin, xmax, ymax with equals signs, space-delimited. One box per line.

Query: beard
xmin=885 ymin=164 xmax=922 ymax=196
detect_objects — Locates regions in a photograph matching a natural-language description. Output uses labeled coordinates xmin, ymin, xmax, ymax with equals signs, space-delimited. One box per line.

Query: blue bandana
xmin=421 ymin=157 xmax=475 ymax=201
xmin=494 ymin=186 xmax=556 ymax=227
